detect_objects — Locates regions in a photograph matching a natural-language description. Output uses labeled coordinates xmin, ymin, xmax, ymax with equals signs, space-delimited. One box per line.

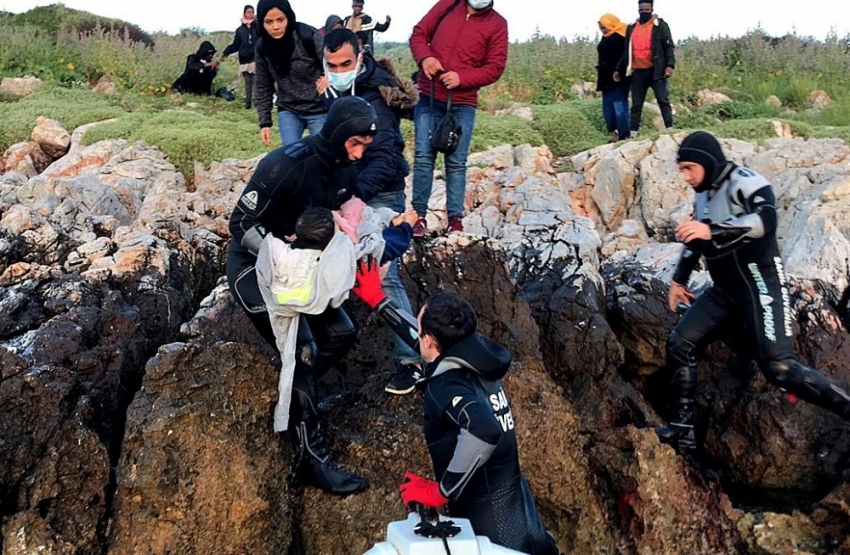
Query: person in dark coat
xmin=254 ymin=0 xmax=327 ymax=147
xmin=172 ymin=41 xmax=219 ymax=95
xmin=319 ymin=28 xmax=423 ymax=395
xmin=597 ymin=14 xmax=630 ymax=142
xmin=614 ymin=0 xmax=676 ymax=137
xmin=223 ymin=5 xmax=259 ymax=109
xmin=226 ymin=96 xmax=379 ymax=496
xmin=348 ymin=272 xmax=559 ymax=555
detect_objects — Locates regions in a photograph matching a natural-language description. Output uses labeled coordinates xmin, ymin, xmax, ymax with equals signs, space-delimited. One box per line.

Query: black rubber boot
xmin=290 ymin=383 xmax=368 ymax=496
xmin=294 ymin=418 xmax=369 ymax=495
xmin=656 ymin=339 xmax=698 ymax=450
xmin=654 ymin=403 xmax=696 ymax=451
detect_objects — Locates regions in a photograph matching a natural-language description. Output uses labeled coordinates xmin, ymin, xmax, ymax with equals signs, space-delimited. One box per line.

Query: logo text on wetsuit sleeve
xmin=773 ymin=256 xmax=793 ymax=338
xmin=748 ymin=262 xmax=776 ymax=342
xmin=489 ymin=389 xmax=515 ymax=432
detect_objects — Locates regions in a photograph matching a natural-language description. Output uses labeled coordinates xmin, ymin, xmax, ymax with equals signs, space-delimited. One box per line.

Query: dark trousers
xmin=242 ymin=71 xmax=255 ymax=109
xmin=665 ymin=266 xmax=850 ymax=421
xmin=628 ymin=68 xmax=673 ymax=132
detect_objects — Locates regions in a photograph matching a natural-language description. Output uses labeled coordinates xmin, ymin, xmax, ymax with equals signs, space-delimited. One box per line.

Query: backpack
xmin=297 ymin=23 xmax=319 ymax=63
xmin=429 ymin=81 xmax=462 ymax=155
xmin=215 ymin=86 xmax=236 ymax=101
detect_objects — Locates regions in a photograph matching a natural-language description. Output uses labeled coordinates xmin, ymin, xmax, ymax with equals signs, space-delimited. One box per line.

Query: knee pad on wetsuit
xmin=762 ymin=358 xmax=795 ymax=386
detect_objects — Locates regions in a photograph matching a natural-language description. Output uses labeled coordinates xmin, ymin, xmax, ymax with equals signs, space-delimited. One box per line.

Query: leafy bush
xmin=9 ymin=4 xmax=154 ymax=46
xmin=81 ymin=109 xmax=268 ymax=176
xmin=471 ymin=114 xmax=543 ymax=152
xmin=705 ymin=118 xmax=814 ymax=142
xmin=0 ymin=85 xmax=123 ymax=151
xmin=530 ymin=104 xmax=608 ymax=156
xmin=703 ymin=101 xmax=783 ymax=121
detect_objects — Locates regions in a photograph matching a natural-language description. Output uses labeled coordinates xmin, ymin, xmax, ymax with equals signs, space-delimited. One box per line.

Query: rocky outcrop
xmin=0 ymin=76 xmax=42 ymax=98
xmin=2 ymin=134 xmax=850 ymax=555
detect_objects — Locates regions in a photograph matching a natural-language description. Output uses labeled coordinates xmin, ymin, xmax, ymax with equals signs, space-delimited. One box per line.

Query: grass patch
xmin=0 ymin=85 xmax=124 ymax=150
xmin=530 ymin=104 xmax=608 ymax=157
xmin=471 ymin=113 xmax=543 ymax=152
xmin=81 ymin=108 xmax=269 ymax=176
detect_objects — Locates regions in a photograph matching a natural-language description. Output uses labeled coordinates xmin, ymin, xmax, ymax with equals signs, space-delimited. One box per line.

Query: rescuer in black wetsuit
xmin=226 ymin=96 xmax=378 ymax=495
xmin=656 ymin=130 xmax=850 ymax=449
xmin=351 ymin=261 xmax=559 ymax=554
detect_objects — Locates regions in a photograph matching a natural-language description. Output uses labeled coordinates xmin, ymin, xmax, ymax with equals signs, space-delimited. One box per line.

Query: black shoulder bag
xmin=429 ymin=80 xmax=462 ymax=154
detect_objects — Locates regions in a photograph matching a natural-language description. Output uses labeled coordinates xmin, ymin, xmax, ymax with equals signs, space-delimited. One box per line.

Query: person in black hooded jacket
xmin=656 ymin=130 xmax=850 ymax=450
xmin=349 ymin=267 xmax=559 ymax=555
xmin=319 ymin=28 xmax=424 ymax=395
xmin=223 ymin=5 xmax=259 ymax=109
xmin=172 ymin=40 xmax=219 ymax=95
xmin=254 ymin=0 xmax=327 ymax=147
xmin=227 ymin=96 xmax=379 ymax=496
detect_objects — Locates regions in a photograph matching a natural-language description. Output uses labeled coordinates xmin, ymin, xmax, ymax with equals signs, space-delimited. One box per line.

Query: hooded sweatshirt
xmin=423 ymin=332 xmax=558 ymax=554
xmin=323 ymin=54 xmax=418 ymax=201
xmin=254 ymin=0 xmax=325 ymax=122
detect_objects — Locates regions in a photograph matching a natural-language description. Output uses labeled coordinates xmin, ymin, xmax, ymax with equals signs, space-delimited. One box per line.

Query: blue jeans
xmin=412 ymin=96 xmax=476 ymax=220
xmin=278 ymin=111 xmax=326 ymax=146
xmin=367 ymin=191 xmax=420 ymax=364
xmin=602 ymin=86 xmax=630 ymax=141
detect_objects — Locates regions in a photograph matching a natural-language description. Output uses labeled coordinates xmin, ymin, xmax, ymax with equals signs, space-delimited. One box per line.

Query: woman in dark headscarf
xmin=321 ymin=15 xmax=344 ymax=36
xmin=254 ymin=0 xmax=327 ymax=147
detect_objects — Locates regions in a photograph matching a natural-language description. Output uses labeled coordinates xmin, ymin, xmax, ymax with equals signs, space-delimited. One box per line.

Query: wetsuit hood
xmin=312 ymin=95 xmax=377 ymax=167
xmin=428 ymin=333 xmax=512 ymax=381
xmin=677 ymin=131 xmax=734 ymax=193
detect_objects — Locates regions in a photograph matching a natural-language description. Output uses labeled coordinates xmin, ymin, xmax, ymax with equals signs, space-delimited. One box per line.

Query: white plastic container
xmin=363 ymin=512 xmax=527 ymax=555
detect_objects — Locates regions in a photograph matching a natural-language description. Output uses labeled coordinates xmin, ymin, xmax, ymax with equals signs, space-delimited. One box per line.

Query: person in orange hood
xmin=597 ymin=14 xmax=630 ymax=142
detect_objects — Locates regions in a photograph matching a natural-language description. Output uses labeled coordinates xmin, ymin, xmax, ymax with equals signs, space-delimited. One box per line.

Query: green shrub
xmin=81 ymin=109 xmax=268 ymax=176
xmin=471 ymin=114 xmax=543 ymax=152
xmin=0 ymin=85 xmax=123 ymax=150
xmin=812 ymin=126 xmax=850 ymax=145
xmin=530 ymin=104 xmax=608 ymax=156
xmin=10 ymin=4 xmax=154 ymax=46
xmin=703 ymin=101 xmax=783 ymax=121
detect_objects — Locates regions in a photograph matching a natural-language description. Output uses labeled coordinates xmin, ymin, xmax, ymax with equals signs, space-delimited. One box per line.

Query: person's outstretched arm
xmin=351 ymin=257 xmax=419 ymax=351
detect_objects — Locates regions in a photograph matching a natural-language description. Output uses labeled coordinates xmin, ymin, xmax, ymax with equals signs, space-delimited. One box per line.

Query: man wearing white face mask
xmin=317 ymin=29 xmax=426 ymax=395
xmin=409 ymin=0 xmax=508 ymax=237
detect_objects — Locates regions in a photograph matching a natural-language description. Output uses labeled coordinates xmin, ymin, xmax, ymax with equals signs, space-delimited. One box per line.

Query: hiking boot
xmin=294 ymin=419 xmax=369 ymax=495
xmin=609 ymin=130 xmax=619 ymax=143
xmin=629 ymin=130 xmax=639 ymax=139
xmin=447 ymin=217 xmax=464 ymax=234
xmin=412 ymin=217 xmax=428 ymax=238
xmin=385 ymin=362 xmax=424 ymax=395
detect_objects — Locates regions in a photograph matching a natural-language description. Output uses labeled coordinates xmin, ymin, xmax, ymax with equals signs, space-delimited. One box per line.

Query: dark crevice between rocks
xmin=91 ymin=255 xmax=226 ymax=554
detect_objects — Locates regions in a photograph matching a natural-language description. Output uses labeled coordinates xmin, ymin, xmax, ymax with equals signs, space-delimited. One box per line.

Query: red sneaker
xmin=412 ymin=217 xmax=428 ymax=238
xmin=447 ymin=217 xmax=464 ymax=233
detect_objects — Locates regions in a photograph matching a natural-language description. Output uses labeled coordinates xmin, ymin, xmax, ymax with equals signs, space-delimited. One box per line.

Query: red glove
xmin=399 ymin=472 xmax=448 ymax=508
xmin=352 ymin=257 xmax=386 ymax=309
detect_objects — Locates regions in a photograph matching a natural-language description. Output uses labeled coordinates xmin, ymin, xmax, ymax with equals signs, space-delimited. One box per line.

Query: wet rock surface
xmin=1 ymin=135 xmax=850 ymax=554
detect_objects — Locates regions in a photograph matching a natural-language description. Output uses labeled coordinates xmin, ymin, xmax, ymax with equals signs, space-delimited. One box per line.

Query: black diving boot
xmin=654 ymin=402 xmax=696 ymax=451
xmin=293 ymin=417 xmax=369 ymax=495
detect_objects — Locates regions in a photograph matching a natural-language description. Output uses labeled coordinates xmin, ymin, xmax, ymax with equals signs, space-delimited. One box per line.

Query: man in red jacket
xmin=409 ymin=0 xmax=508 ymax=236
